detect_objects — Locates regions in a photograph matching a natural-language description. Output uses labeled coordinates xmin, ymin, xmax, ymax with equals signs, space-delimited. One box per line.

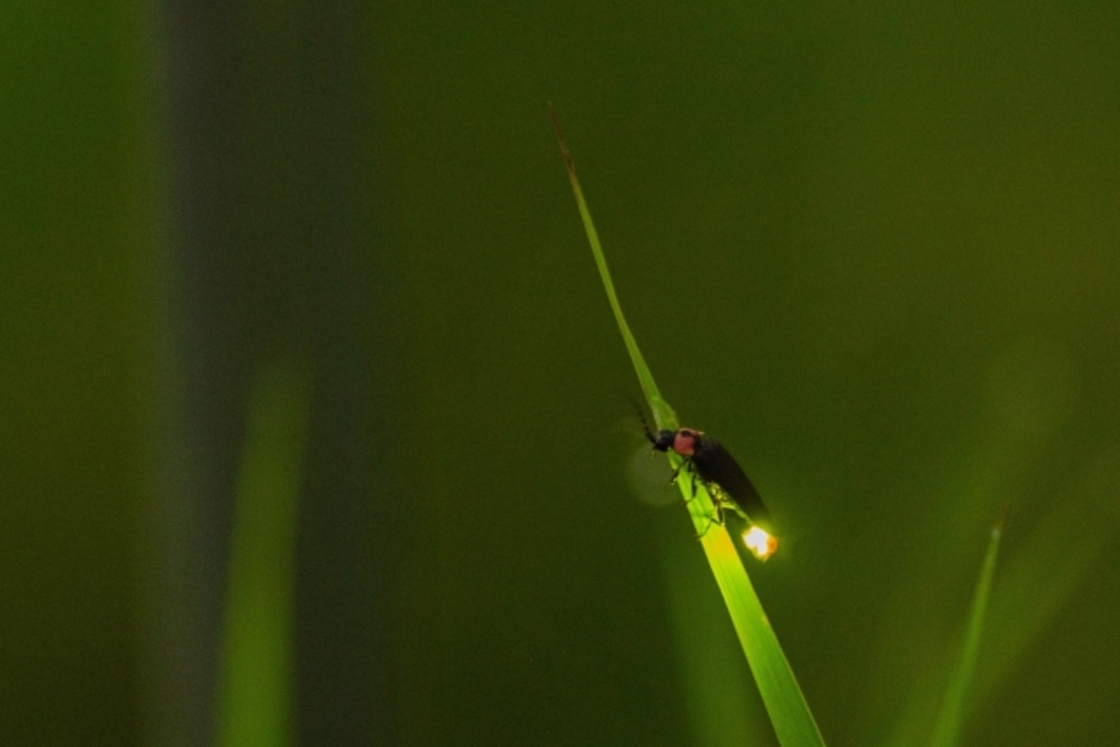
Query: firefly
xmin=642 ymin=417 xmax=778 ymax=556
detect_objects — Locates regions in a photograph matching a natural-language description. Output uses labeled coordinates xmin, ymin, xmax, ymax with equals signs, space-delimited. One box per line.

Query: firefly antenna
xmin=632 ymin=399 xmax=658 ymax=445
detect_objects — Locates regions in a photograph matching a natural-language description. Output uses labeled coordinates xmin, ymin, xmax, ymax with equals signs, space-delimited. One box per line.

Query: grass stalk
xmin=550 ymin=105 xmax=825 ymax=747
xmin=931 ymin=505 xmax=1008 ymax=747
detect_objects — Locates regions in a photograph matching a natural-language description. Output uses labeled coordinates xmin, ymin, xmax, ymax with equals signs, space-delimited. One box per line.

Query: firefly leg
xmin=669 ymin=460 xmax=698 ymax=497
xmin=693 ymin=494 xmax=727 ymax=538
xmin=668 ymin=458 xmax=690 ymax=484
xmin=670 ymin=460 xmax=705 ymax=507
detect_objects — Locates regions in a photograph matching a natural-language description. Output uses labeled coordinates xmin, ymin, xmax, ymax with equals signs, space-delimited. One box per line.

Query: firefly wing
xmin=691 ymin=437 xmax=772 ymax=527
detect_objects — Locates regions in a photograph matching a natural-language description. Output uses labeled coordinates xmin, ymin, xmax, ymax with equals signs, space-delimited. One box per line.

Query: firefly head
xmin=636 ymin=404 xmax=704 ymax=457
xmin=648 ymin=429 xmax=676 ymax=452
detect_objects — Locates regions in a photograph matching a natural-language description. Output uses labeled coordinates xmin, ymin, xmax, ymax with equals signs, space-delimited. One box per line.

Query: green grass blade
xmin=218 ymin=361 xmax=310 ymax=747
xmin=931 ymin=506 xmax=1007 ymax=747
xmin=971 ymin=470 xmax=1114 ymax=708
xmin=687 ymin=479 xmax=827 ymax=747
xmin=551 ymin=106 xmax=825 ymax=747
xmin=549 ymin=106 xmax=675 ymax=431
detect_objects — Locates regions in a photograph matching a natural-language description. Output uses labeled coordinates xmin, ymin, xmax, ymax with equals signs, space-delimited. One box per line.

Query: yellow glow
xmin=743 ymin=527 xmax=778 ymax=560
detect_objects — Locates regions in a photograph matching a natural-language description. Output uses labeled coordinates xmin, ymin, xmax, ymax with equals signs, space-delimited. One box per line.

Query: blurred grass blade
xmin=551 ymin=106 xmax=825 ymax=747
xmin=971 ymin=449 xmax=1118 ymax=704
xmin=931 ymin=505 xmax=1007 ymax=747
xmin=218 ymin=361 xmax=310 ymax=747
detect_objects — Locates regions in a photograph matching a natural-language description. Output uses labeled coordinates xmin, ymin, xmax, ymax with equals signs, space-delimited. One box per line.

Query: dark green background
xmin=4 ymin=0 xmax=1119 ymax=745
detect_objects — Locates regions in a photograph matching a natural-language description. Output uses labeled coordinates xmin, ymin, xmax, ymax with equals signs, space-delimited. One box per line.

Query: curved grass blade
xmin=550 ymin=104 xmax=825 ymax=747
xmin=931 ymin=505 xmax=1008 ymax=747
xmin=548 ymin=105 xmax=675 ymax=431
